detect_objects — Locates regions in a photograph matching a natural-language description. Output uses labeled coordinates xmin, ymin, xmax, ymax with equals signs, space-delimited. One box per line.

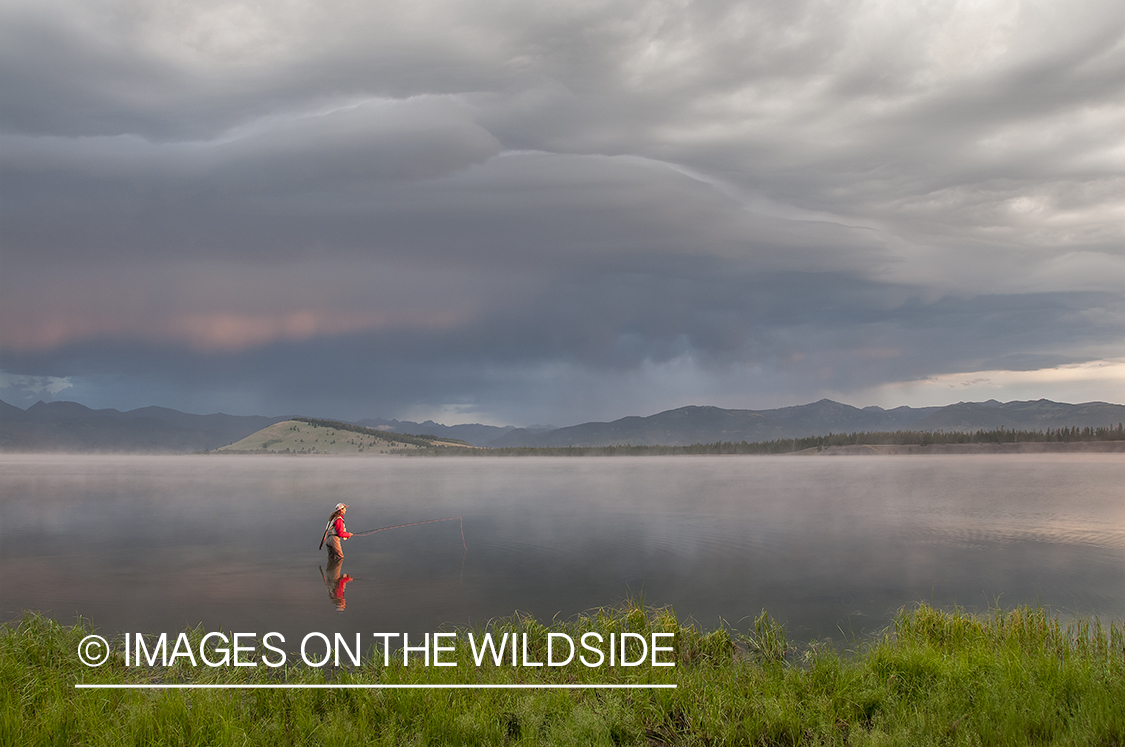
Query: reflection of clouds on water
xmin=909 ymin=521 xmax=1125 ymax=551
xmin=3 ymin=453 xmax=1125 ymax=643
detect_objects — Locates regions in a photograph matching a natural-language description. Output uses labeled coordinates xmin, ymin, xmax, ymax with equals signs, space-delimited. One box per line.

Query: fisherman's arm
xmin=335 ymin=517 xmax=352 ymax=539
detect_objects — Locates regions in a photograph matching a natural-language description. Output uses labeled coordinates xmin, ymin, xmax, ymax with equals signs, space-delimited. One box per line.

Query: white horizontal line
xmin=76 ymin=683 xmax=676 ymax=690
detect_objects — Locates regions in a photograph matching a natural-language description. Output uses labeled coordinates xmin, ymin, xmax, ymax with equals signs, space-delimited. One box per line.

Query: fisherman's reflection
xmin=322 ymin=557 xmax=353 ymax=612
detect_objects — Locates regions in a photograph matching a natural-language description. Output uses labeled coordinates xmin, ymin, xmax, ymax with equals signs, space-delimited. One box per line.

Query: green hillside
xmin=214 ymin=418 xmax=471 ymax=455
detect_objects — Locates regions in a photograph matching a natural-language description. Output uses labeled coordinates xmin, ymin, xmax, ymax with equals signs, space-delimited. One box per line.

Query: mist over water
xmin=2 ymin=454 xmax=1124 ymax=643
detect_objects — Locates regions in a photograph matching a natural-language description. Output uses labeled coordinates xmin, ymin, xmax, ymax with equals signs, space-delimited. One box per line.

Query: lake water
xmin=2 ymin=454 xmax=1124 ymax=643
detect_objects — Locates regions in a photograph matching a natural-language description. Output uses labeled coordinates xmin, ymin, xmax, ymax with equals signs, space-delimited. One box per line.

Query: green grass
xmin=214 ymin=420 xmax=470 ymax=455
xmin=4 ymin=602 xmax=1124 ymax=745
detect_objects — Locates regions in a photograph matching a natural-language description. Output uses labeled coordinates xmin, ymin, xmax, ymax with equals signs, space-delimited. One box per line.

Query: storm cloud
xmin=3 ymin=0 xmax=1125 ymax=424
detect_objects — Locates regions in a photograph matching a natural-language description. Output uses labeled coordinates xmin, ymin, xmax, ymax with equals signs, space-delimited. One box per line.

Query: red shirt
xmin=334 ymin=517 xmax=352 ymax=539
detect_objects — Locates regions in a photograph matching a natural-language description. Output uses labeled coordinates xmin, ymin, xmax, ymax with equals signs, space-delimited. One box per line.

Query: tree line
xmin=418 ymin=423 xmax=1125 ymax=456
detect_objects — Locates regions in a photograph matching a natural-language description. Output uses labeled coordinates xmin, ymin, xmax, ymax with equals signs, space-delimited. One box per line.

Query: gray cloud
xmin=3 ymin=0 xmax=1125 ymax=422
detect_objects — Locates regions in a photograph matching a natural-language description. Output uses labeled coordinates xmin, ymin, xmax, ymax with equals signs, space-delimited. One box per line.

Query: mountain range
xmin=2 ymin=397 xmax=1124 ymax=452
xmin=0 ymin=400 xmax=289 ymax=453
xmin=485 ymin=398 xmax=1125 ymax=447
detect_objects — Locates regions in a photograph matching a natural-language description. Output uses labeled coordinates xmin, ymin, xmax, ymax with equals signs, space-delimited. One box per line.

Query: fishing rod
xmin=352 ymin=516 xmax=467 ymax=551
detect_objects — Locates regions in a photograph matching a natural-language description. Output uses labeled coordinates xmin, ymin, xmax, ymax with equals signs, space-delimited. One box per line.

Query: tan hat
xmin=334 ymin=503 xmax=348 ymax=511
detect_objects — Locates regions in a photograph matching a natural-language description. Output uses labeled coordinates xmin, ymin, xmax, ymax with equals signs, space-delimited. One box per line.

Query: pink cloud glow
xmin=1 ymin=310 xmax=467 ymax=352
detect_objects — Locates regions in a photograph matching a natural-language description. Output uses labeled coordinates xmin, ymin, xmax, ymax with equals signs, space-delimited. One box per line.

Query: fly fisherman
xmin=320 ymin=502 xmax=353 ymax=560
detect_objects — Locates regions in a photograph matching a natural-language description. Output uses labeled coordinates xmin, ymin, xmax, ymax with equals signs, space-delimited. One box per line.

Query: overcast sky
xmin=3 ymin=0 xmax=1125 ymax=426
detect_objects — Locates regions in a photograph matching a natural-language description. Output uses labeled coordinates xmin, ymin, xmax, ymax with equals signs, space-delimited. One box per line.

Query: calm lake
xmin=3 ymin=453 xmax=1124 ymax=643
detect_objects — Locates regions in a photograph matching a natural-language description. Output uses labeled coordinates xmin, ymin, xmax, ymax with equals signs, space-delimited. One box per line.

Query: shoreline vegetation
xmin=212 ymin=418 xmax=1125 ymax=456
xmin=5 ymin=602 xmax=1124 ymax=745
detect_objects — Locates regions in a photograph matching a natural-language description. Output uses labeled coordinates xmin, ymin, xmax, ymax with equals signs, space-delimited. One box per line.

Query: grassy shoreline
xmin=5 ymin=602 xmax=1125 ymax=745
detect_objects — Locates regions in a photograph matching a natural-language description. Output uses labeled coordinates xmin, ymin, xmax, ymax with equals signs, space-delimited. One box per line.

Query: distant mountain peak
xmin=488 ymin=397 xmax=1125 ymax=448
